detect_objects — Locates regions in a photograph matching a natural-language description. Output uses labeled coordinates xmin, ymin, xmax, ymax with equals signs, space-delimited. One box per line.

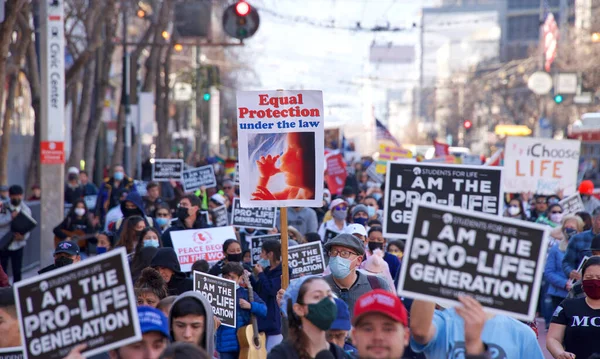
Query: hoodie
xmin=169 ymin=291 xmax=216 ymax=356
xmin=150 ymin=248 xmax=193 ymax=295
xmin=113 ymin=192 xmax=158 ymax=236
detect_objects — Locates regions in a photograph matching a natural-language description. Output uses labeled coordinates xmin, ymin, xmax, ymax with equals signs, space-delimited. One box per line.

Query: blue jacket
xmin=384 ymin=252 xmax=400 ymax=280
xmin=252 ymin=263 xmax=284 ymax=336
xmin=95 ymin=176 xmax=136 ymax=220
xmin=216 ymin=286 xmax=267 ymax=353
xmin=544 ymin=244 xmax=569 ymax=298
xmin=562 ymin=229 xmax=594 ymax=277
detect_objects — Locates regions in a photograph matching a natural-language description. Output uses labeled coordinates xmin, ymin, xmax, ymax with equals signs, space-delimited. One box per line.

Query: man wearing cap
xmin=65 ymin=306 xmax=170 ymax=359
xmin=38 ymin=241 xmax=82 ymax=274
xmin=580 ymin=180 xmax=600 ymax=214
xmin=563 ymin=207 xmax=600 ymax=280
xmin=327 ymin=298 xmax=358 ymax=356
xmin=323 ymin=233 xmax=390 ymax=315
xmin=0 ymin=185 xmax=32 ymax=283
xmin=318 ymin=198 xmax=349 ymax=243
xmin=65 ymin=166 xmax=84 ymax=205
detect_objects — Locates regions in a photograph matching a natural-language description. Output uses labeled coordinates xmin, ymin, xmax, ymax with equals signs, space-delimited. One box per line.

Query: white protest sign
xmin=503 ymin=137 xmax=581 ymax=195
xmin=398 ymin=202 xmax=549 ymax=321
xmin=559 ymin=193 xmax=585 ymax=216
xmin=13 ymin=248 xmax=141 ymax=359
xmin=170 ymin=226 xmax=236 ymax=272
xmin=236 ymin=90 xmax=324 ymax=208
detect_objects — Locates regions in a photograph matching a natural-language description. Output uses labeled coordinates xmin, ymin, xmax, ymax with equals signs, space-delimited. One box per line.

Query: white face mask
xmin=74 ymin=208 xmax=86 ymax=217
xmin=508 ymin=206 xmax=520 ymax=216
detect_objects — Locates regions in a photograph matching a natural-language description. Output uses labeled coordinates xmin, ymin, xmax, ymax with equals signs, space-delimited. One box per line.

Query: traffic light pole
xmin=122 ymin=1 xmax=132 ymax=175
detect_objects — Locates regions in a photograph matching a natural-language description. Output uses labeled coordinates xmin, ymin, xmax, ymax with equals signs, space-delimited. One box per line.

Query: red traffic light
xmin=463 ymin=120 xmax=472 ymax=129
xmin=235 ymin=1 xmax=250 ymax=16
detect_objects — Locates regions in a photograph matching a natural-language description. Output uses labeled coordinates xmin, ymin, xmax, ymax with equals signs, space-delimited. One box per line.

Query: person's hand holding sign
xmin=63 ymin=344 xmax=87 ymax=359
xmin=239 ymin=299 xmax=252 ymax=310
xmin=254 ymin=263 xmax=264 ymax=275
xmin=455 ymin=295 xmax=487 ymax=356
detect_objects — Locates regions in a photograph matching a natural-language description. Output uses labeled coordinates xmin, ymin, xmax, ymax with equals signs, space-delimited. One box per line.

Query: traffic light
xmin=554 ymin=94 xmax=564 ymax=104
xmin=463 ymin=120 xmax=473 ymax=132
xmin=203 ymin=92 xmax=211 ymax=101
xmin=223 ymin=1 xmax=260 ymax=40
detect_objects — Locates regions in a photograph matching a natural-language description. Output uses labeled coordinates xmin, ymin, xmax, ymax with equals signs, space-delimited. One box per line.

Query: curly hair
xmin=134 ymin=267 xmax=168 ymax=301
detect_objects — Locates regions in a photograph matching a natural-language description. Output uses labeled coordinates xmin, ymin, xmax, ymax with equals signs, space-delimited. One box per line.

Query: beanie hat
xmin=580 ymin=180 xmax=594 ymax=196
xmin=352 ymin=204 xmax=368 ymax=217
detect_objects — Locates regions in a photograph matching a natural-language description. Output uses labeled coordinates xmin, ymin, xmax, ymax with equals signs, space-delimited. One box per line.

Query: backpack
xmin=366 ymin=275 xmax=381 ymax=290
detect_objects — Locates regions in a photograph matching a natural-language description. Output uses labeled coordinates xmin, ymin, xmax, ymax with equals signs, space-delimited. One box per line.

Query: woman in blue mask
xmin=153 ymin=203 xmax=172 ymax=231
xmin=132 ymin=227 xmax=163 ymax=262
xmin=318 ymin=199 xmax=349 ymax=243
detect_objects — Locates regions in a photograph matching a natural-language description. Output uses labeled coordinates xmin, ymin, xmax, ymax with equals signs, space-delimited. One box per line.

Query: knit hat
xmin=352 ymin=204 xmax=368 ymax=217
xmin=362 ymin=249 xmax=388 ymax=274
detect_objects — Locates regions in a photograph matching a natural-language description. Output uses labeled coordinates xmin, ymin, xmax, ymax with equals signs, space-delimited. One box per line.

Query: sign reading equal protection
xmin=13 ymin=248 xmax=141 ymax=359
xmin=397 ymin=202 xmax=549 ymax=321
xmin=383 ymin=162 xmax=503 ymax=239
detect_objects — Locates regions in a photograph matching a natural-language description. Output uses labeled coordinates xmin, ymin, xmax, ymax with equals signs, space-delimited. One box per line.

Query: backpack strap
xmin=367 ymin=275 xmax=381 ymax=290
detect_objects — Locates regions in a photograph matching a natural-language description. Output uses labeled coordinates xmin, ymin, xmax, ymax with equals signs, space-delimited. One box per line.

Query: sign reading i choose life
xmin=383 ymin=162 xmax=503 ymax=239
xmin=397 ymin=202 xmax=549 ymax=321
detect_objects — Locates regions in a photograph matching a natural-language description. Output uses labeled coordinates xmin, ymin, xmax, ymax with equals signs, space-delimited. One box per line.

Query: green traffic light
xmin=203 ymin=93 xmax=211 ymax=101
xmin=554 ymin=94 xmax=563 ymax=104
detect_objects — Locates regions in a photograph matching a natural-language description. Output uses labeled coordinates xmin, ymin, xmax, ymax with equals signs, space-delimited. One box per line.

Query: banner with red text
xmin=170 ymin=226 xmax=237 ymax=272
xmin=503 ymin=137 xmax=580 ymax=195
xmin=325 ymin=153 xmax=347 ymax=195
xmin=236 ymin=90 xmax=324 ymax=207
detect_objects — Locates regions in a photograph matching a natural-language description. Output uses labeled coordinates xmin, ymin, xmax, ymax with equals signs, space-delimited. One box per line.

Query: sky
xmin=234 ymin=0 xmax=431 ymax=129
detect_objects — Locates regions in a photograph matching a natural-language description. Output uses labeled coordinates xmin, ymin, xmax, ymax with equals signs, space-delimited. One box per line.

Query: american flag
xmin=375 ymin=119 xmax=401 ymax=147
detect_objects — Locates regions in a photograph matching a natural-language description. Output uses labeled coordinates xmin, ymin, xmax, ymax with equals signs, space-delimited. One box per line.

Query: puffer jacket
xmin=216 ymin=286 xmax=267 ymax=353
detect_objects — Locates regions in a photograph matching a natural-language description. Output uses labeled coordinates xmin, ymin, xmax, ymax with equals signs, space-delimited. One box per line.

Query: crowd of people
xmin=2 ymin=162 xmax=600 ymax=358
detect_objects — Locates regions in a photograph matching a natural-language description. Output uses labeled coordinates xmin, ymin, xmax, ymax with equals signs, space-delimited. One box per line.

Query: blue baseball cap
xmin=138 ymin=306 xmax=170 ymax=339
xmin=331 ymin=298 xmax=351 ymax=331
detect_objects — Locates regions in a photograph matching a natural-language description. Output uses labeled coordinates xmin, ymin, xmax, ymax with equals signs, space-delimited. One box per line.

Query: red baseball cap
xmin=352 ymin=289 xmax=408 ymax=327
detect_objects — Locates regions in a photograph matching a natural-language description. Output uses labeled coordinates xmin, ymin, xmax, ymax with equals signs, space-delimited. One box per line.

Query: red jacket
xmin=0 ymin=263 xmax=8 ymax=287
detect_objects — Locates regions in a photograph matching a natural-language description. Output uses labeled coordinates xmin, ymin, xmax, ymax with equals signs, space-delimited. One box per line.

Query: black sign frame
xmin=288 ymin=242 xmax=326 ymax=280
xmin=193 ymin=271 xmax=237 ymax=328
xmin=152 ymin=159 xmax=184 ymax=182
xmin=182 ymin=165 xmax=217 ymax=192
xmin=231 ymin=198 xmax=277 ymax=230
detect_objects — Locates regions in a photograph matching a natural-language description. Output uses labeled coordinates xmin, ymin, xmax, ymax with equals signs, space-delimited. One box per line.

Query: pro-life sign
xmin=13 ymin=248 xmax=141 ymax=359
xmin=0 ymin=347 xmax=23 ymax=359
xmin=397 ymin=202 xmax=549 ymax=321
xmin=193 ymin=271 xmax=237 ymax=328
xmin=231 ymin=198 xmax=277 ymax=230
xmin=559 ymin=193 xmax=585 ymax=216
xmin=182 ymin=165 xmax=217 ymax=192
xmin=152 ymin=159 xmax=184 ymax=182
xmin=288 ymin=242 xmax=325 ymax=280
xmin=250 ymin=234 xmax=280 ymax=266
xmin=384 ymin=162 xmax=503 ymax=239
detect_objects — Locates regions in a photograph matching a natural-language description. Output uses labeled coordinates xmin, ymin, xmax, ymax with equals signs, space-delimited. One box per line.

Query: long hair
xmin=287 ymin=277 xmax=321 ymax=359
xmin=116 ymin=216 xmax=145 ymax=253
xmin=133 ymin=227 xmax=163 ymax=259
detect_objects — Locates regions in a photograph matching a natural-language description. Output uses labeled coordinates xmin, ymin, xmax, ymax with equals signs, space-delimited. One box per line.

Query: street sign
xmin=554 ymin=73 xmax=578 ymax=95
xmin=40 ymin=141 xmax=65 ymax=164
xmin=174 ymin=82 xmax=192 ymax=101
xmin=574 ymin=92 xmax=593 ymax=104
xmin=527 ymin=71 xmax=553 ymax=95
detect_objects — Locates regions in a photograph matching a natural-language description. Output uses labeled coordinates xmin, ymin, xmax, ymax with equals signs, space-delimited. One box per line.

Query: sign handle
xmin=280 ymin=207 xmax=289 ymax=289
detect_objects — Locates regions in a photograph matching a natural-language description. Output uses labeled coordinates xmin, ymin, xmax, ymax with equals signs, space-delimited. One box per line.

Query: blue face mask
xmin=96 ymin=247 xmax=107 ymax=254
xmin=372 ymin=193 xmax=382 ymax=201
xmin=144 ymin=239 xmax=159 ymax=248
xmin=257 ymin=258 xmax=270 ymax=268
xmin=329 ymin=256 xmax=353 ymax=279
xmin=367 ymin=205 xmax=376 ymax=218
xmin=155 ymin=217 xmax=169 ymax=227
xmin=113 ymin=172 xmax=124 ymax=181
xmin=353 ymin=217 xmax=368 ymax=227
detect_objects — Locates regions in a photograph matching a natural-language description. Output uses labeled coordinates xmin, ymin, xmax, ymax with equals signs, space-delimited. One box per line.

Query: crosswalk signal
xmin=203 ymin=92 xmax=211 ymax=101
xmin=554 ymin=94 xmax=564 ymax=104
xmin=223 ymin=1 xmax=260 ymax=40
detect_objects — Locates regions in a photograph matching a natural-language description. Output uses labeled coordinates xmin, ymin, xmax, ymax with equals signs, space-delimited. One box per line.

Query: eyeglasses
xmin=328 ymin=249 xmax=358 ymax=259
xmin=334 ymin=205 xmax=347 ymax=211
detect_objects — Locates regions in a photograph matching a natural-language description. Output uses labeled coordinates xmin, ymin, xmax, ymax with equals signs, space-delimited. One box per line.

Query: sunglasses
xmin=334 ymin=205 xmax=347 ymax=211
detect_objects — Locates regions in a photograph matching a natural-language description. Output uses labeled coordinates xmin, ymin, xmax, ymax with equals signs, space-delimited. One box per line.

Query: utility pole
xmin=122 ymin=1 xmax=132 ymax=174
xmin=417 ymin=13 xmax=425 ymax=126
xmin=39 ymin=0 xmax=65 ymax=267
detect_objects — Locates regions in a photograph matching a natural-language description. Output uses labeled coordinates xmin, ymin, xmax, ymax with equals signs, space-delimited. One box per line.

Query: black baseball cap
xmin=591 ymin=235 xmax=600 ymax=252
xmin=54 ymin=241 xmax=80 ymax=256
xmin=8 ymin=185 xmax=23 ymax=196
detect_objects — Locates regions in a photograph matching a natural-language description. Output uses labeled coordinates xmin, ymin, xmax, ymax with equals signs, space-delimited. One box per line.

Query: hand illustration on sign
xmin=251 ymin=132 xmax=316 ymax=201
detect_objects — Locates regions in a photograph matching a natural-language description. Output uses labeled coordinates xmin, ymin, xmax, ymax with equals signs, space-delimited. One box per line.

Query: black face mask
xmin=177 ymin=207 xmax=190 ymax=221
xmin=10 ymin=198 xmax=21 ymax=206
xmin=368 ymin=242 xmax=384 ymax=252
xmin=227 ymin=253 xmax=243 ymax=262
xmin=122 ymin=207 xmax=141 ymax=218
xmin=55 ymin=256 xmax=74 ymax=268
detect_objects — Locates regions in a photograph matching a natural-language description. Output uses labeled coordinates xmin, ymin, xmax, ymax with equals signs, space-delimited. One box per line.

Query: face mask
xmin=346 ymin=197 xmax=355 ymax=205
xmin=177 ymin=207 xmax=190 ymax=221
xmin=332 ymin=208 xmax=347 ymax=220
xmin=155 ymin=217 xmax=169 ymax=227
xmin=389 ymin=250 xmax=403 ymax=260
xmin=144 ymin=239 xmax=159 ymax=248
xmin=55 ymin=256 xmax=74 ymax=268
xmin=74 ymin=208 xmax=86 ymax=217
xmin=368 ymin=242 xmax=384 ymax=252
xmin=582 ymin=195 xmax=591 ymax=201
xmin=550 ymin=213 xmax=563 ymax=223
xmin=227 ymin=253 xmax=243 ymax=262
xmin=372 ymin=193 xmax=382 ymax=201
xmin=329 ymin=256 xmax=353 ymax=279
xmin=508 ymin=206 xmax=520 ymax=216
xmin=564 ymin=227 xmax=578 ymax=239
xmin=367 ymin=206 xmax=376 ymax=218
xmin=353 ymin=217 xmax=368 ymax=227
xmin=583 ymin=279 xmax=600 ymax=299
xmin=304 ymin=297 xmax=338 ymax=331
xmin=257 ymin=258 xmax=270 ymax=268
xmin=68 ymin=174 xmax=78 ymax=182
xmin=123 ymin=207 xmax=141 ymax=218
xmin=10 ymin=198 xmax=21 ymax=207
xmin=96 ymin=247 xmax=107 ymax=254
xmin=113 ymin=172 xmax=124 ymax=181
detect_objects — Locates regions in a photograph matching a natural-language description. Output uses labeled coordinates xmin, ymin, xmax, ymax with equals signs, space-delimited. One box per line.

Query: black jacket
xmin=150 ymin=247 xmax=193 ymax=295
xmin=38 ymin=264 xmax=56 ymax=274
xmin=161 ymin=216 xmax=210 ymax=248
xmin=268 ymin=341 xmax=351 ymax=359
